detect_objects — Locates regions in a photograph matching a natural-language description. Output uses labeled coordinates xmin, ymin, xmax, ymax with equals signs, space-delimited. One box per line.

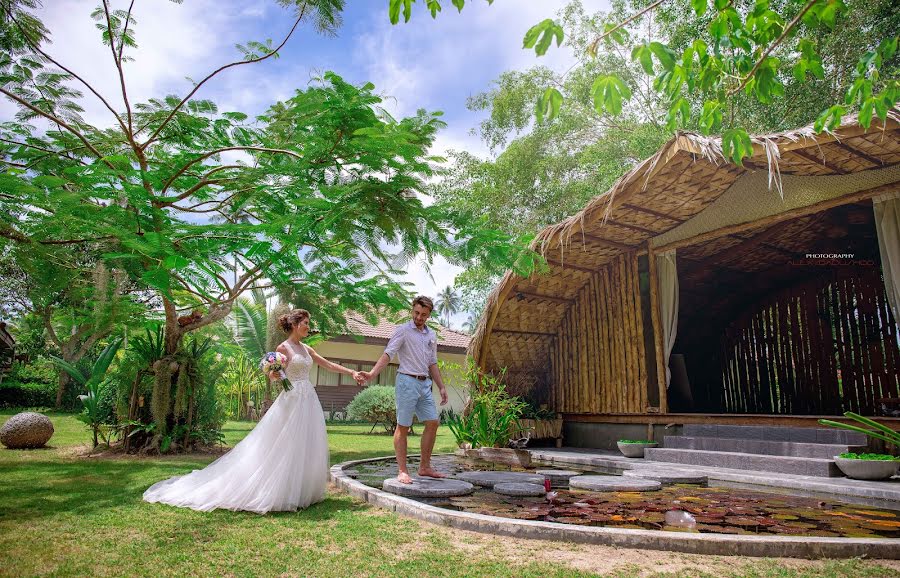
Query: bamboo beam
xmin=574 ymin=233 xmax=636 ymax=252
xmin=621 ymin=203 xmax=686 ymax=223
xmin=544 ymin=257 xmax=596 ymax=274
xmin=833 ymin=141 xmax=885 ymax=168
xmin=654 ymin=182 xmax=900 ymax=254
xmin=507 ymin=291 xmax=574 ymax=305
xmin=492 ymin=329 xmax=557 ymax=338
xmin=605 ymin=219 xmax=660 ymax=236
xmin=790 ymin=148 xmax=849 ymax=175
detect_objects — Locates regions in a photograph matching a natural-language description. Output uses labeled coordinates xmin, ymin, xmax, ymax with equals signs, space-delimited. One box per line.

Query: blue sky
xmin=25 ymin=0 xmax=610 ymax=328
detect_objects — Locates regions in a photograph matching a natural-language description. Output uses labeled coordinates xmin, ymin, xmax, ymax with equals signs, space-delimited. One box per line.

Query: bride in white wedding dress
xmin=143 ymin=309 xmax=363 ymax=514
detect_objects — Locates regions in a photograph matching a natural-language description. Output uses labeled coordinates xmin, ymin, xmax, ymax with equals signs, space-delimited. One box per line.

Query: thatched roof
xmin=470 ymin=110 xmax=900 ymax=375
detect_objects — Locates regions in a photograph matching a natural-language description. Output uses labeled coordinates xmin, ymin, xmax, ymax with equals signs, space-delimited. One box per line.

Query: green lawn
xmin=1 ymin=411 xmax=898 ymax=578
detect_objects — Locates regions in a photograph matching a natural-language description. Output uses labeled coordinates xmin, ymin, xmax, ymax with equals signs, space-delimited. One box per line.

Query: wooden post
xmin=647 ymin=244 xmax=669 ymax=414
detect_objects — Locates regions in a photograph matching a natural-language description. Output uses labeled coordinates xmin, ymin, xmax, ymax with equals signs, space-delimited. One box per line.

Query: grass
xmin=1 ymin=410 xmax=898 ymax=577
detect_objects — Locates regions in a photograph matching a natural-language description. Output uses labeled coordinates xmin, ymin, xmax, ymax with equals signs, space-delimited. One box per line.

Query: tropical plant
xmin=460 ymin=312 xmax=479 ymax=334
xmin=392 ymin=0 xmax=898 ymax=165
xmin=50 ymin=337 xmax=123 ymax=447
xmin=435 ymin=286 xmax=462 ymax=327
xmin=446 ymin=361 xmax=528 ymax=448
xmin=231 ymin=290 xmax=268 ymax=362
xmin=819 ymin=411 xmax=900 ymax=453
xmin=346 ymin=385 xmax=397 ymax=433
xmin=220 ymin=351 xmax=266 ymax=420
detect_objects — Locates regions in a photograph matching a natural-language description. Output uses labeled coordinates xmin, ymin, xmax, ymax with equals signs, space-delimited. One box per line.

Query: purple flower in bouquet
xmin=260 ymin=351 xmax=292 ymax=391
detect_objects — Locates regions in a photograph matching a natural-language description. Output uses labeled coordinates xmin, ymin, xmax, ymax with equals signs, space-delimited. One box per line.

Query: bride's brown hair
xmin=278 ymin=309 xmax=310 ymax=333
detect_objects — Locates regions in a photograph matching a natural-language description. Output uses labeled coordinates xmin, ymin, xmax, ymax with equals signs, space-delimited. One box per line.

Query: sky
xmin=18 ymin=0 xmax=611 ymax=329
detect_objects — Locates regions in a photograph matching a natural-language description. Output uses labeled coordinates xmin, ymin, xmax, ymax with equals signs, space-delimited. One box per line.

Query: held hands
xmin=352 ymin=371 xmax=370 ymax=386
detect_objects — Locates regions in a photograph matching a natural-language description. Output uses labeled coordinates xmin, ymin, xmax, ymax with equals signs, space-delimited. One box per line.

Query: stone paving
xmin=493 ymin=482 xmax=546 ymax=497
xmin=569 ymin=475 xmax=662 ymax=492
xmin=528 ymin=447 xmax=900 ymax=506
xmin=382 ymin=476 xmax=475 ymax=498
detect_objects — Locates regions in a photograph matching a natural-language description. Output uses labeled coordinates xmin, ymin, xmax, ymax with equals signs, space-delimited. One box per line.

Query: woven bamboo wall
xmin=551 ymin=252 xmax=649 ymax=414
xmin=718 ymin=267 xmax=900 ymax=415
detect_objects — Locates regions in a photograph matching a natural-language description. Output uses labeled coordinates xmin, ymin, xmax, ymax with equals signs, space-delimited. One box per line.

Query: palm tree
xmin=231 ymin=288 xmax=268 ymax=361
xmin=435 ymin=286 xmax=461 ymax=328
xmin=461 ymin=312 xmax=480 ymax=334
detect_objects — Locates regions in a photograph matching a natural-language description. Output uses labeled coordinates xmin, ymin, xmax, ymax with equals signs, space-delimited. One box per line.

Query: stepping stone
xmin=623 ymin=469 xmax=708 ymax=484
xmin=382 ymin=476 xmax=475 ymax=498
xmin=494 ymin=482 xmax=546 ymax=497
xmin=569 ymin=475 xmax=661 ymax=492
xmin=534 ymin=469 xmax=581 ymax=485
xmin=455 ymin=471 xmax=545 ymax=488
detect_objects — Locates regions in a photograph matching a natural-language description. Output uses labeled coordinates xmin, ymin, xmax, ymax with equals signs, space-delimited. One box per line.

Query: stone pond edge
xmin=330 ymin=455 xmax=900 ymax=560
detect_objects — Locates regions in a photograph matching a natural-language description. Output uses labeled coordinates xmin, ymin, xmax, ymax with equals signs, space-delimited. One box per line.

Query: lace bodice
xmin=284 ymin=341 xmax=313 ymax=385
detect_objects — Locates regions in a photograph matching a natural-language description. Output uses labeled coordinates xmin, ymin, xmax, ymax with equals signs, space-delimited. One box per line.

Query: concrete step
xmin=663 ymin=435 xmax=864 ymax=459
xmin=682 ymin=424 xmax=867 ymax=445
xmin=644 ymin=448 xmax=843 ymax=477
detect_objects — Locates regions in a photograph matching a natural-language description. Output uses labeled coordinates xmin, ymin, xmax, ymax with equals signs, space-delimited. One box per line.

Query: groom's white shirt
xmin=383 ymin=321 xmax=438 ymax=376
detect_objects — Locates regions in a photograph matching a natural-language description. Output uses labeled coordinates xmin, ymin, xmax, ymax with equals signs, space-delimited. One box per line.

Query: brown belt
xmin=399 ymin=372 xmax=428 ymax=381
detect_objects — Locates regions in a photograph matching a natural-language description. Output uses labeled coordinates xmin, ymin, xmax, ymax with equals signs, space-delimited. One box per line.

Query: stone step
xmin=681 ymin=424 xmax=867 ymax=445
xmin=663 ymin=435 xmax=864 ymax=459
xmin=644 ymin=448 xmax=843 ymax=477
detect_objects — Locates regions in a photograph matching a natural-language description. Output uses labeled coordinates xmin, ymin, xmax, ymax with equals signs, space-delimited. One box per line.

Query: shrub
xmin=0 ymin=379 xmax=56 ymax=408
xmin=346 ymin=385 xmax=396 ymax=433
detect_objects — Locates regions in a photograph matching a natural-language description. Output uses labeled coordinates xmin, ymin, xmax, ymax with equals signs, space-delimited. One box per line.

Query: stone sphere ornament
xmin=0 ymin=412 xmax=55 ymax=449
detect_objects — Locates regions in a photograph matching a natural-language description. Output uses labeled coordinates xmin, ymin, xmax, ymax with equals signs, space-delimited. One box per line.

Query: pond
xmin=343 ymin=455 xmax=900 ymax=539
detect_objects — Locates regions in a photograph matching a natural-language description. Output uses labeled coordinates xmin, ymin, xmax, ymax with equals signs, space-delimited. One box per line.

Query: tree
xmin=390 ymin=0 xmax=898 ymax=164
xmin=435 ymin=285 xmax=461 ymax=327
xmin=0 ymin=245 xmax=144 ymax=407
xmin=0 ymin=1 xmax=535 ymax=448
xmin=461 ymin=312 xmax=479 ymax=334
xmin=428 ymin=0 xmax=898 ymax=308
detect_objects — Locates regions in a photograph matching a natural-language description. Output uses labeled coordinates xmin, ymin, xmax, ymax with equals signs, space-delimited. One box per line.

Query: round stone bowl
xmin=834 ymin=456 xmax=900 ymax=481
xmin=331 ymin=455 xmax=900 ymax=560
xmin=616 ymin=441 xmax=658 ymax=458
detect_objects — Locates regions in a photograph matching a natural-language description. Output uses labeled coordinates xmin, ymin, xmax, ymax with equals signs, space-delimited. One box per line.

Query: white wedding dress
xmin=143 ymin=341 xmax=329 ymax=513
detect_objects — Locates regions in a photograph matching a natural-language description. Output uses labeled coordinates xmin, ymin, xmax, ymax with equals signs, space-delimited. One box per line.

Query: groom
xmin=361 ymin=296 xmax=448 ymax=484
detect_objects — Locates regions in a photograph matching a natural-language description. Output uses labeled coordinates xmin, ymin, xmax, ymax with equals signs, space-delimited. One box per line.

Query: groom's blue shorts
xmin=395 ymin=373 xmax=438 ymax=427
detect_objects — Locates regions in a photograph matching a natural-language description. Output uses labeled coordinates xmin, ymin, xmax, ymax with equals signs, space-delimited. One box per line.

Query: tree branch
xmin=140 ymin=4 xmax=308 ymax=150
xmin=3 ymin=4 xmax=129 ymax=135
xmin=588 ymin=0 xmax=669 ymax=55
xmin=0 ymin=87 xmax=113 ymax=169
xmin=102 ymin=0 xmax=135 ymax=137
xmin=160 ymin=147 xmax=301 ymax=195
xmin=728 ymin=0 xmax=818 ymax=96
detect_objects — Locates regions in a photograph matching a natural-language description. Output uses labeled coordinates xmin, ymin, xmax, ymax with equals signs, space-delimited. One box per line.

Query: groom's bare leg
xmin=418 ymin=420 xmax=446 ymax=478
xmin=394 ymin=425 xmax=412 ymax=484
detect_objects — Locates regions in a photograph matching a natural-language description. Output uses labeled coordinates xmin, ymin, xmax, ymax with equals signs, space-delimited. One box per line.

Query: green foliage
xmin=0 ymin=379 xmax=56 ymax=408
xmin=618 ymin=439 xmax=654 ymax=444
xmin=523 ymin=19 xmax=565 ymax=57
xmin=391 ymin=0 xmax=899 ymax=165
xmin=434 ymin=285 xmax=461 ymax=327
xmin=445 ymin=361 xmax=527 ymax=448
xmin=346 ymin=385 xmax=397 ymax=433
xmin=51 ymin=338 xmax=123 ymax=447
xmin=819 ymin=412 xmax=900 ymax=448
xmin=838 ymin=452 xmax=899 ymax=460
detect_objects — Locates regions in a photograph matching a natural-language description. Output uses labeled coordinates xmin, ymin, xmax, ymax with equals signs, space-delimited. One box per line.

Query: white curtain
xmin=874 ymin=192 xmax=900 ymax=323
xmin=657 ymin=250 xmax=679 ymax=387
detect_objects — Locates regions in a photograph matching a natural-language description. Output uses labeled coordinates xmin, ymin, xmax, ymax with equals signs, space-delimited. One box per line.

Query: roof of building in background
xmin=342 ymin=315 xmax=471 ymax=351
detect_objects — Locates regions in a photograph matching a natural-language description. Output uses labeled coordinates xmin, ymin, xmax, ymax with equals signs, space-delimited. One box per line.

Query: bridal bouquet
xmin=260 ymin=352 xmax=293 ymax=392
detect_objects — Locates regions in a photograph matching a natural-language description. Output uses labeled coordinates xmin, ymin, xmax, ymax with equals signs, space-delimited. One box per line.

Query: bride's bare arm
xmin=304 ymin=344 xmax=362 ymax=381
xmin=269 ymin=342 xmax=290 ymax=380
